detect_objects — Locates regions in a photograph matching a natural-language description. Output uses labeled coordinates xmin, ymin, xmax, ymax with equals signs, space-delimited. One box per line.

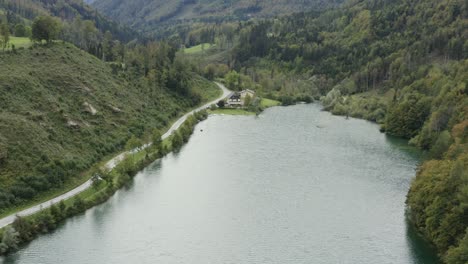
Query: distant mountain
xmin=92 ymin=0 xmax=343 ymax=29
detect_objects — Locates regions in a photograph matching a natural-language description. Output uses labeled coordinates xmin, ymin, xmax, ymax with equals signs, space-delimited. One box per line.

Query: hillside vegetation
xmin=92 ymin=0 xmax=343 ymax=32
xmin=0 ymin=0 xmax=136 ymax=42
xmin=0 ymin=42 xmax=218 ymax=214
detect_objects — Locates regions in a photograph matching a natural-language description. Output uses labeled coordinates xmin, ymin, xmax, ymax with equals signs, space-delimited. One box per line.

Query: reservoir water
xmin=1 ymin=104 xmax=439 ymax=264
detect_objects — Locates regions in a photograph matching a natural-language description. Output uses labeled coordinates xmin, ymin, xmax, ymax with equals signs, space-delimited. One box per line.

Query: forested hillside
xmin=92 ymin=0 xmax=343 ymax=32
xmin=0 ymin=0 xmax=137 ymax=42
xmin=191 ymin=0 xmax=467 ymax=262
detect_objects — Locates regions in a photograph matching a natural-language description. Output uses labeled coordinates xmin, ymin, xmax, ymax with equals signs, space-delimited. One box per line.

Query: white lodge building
xmin=240 ymin=89 xmax=255 ymax=99
xmin=226 ymin=89 xmax=256 ymax=106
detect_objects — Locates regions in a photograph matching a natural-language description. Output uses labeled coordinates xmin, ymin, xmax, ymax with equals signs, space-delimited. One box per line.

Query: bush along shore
xmin=0 ymin=110 xmax=209 ymax=255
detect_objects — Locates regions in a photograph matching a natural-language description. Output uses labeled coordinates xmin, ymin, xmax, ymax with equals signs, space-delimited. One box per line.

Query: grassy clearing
xmin=260 ymin=98 xmax=281 ymax=108
xmin=8 ymin=37 xmax=32 ymax=49
xmin=184 ymin=43 xmax=215 ymax=54
xmin=209 ymin=108 xmax=256 ymax=115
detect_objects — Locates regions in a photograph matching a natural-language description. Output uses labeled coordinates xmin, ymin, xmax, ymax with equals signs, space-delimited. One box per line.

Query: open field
xmin=8 ymin=37 xmax=32 ymax=50
xmin=184 ymin=43 xmax=215 ymax=54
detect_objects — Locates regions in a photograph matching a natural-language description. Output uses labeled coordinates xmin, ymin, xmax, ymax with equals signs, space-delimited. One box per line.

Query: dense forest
xmin=92 ymin=0 xmax=344 ymax=33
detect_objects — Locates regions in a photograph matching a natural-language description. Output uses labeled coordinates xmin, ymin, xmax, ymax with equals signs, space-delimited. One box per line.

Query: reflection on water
xmin=406 ymin=220 xmax=440 ymax=264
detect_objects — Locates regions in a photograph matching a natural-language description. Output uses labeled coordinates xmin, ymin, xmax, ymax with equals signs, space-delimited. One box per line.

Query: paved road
xmin=0 ymin=82 xmax=230 ymax=229
xmin=105 ymin=82 xmax=230 ymax=169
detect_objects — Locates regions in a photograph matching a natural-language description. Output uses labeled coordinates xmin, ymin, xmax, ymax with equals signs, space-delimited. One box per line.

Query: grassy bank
xmin=184 ymin=43 xmax=215 ymax=54
xmin=209 ymin=108 xmax=256 ymax=115
xmin=260 ymin=98 xmax=282 ymax=108
xmin=208 ymin=98 xmax=281 ymax=116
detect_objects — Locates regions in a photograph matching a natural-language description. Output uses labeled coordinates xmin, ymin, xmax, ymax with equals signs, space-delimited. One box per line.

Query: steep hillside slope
xmin=0 ymin=43 xmax=218 ymax=212
xmin=92 ymin=0 xmax=343 ymax=30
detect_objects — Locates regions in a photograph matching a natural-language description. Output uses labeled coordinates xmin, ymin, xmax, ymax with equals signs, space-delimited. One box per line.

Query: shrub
xmin=217 ymin=100 xmax=225 ymax=108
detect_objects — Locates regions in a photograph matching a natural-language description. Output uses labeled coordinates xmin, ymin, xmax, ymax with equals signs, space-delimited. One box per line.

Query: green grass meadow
xmin=184 ymin=43 xmax=215 ymax=54
xmin=8 ymin=37 xmax=32 ymax=50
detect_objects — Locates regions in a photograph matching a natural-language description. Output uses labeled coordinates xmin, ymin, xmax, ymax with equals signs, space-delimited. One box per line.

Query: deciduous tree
xmin=32 ymin=16 xmax=61 ymax=43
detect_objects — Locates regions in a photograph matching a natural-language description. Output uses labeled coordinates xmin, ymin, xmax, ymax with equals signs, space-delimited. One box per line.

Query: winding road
xmin=0 ymin=82 xmax=230 ymax=229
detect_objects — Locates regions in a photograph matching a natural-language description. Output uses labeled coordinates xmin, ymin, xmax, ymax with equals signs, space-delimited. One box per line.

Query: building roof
xmin=228 ymin=93 xmax=241 ymax=100
xmin=242 ymin=89 xmax=255 ymax=94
